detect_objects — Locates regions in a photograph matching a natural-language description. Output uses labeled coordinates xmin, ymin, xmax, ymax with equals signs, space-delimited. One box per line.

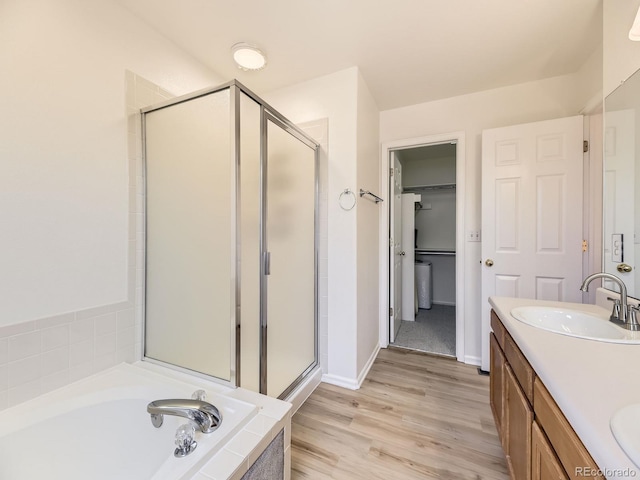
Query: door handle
xmin=617 ymin=263 xmax=633 ymax=273
xmin=264 ymin=252 xmax=271 ymax=275
xmin=400 ymin=251 xmax=406 ymax=256
xmin=485 ymin=259 xmax=494 ymax=267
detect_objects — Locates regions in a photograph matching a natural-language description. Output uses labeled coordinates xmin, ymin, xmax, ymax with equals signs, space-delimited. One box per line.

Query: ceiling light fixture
xmin=630 ymin=6 xmax=640 ymax=41
xmin=231 ymin=43 xmax=267 ymax=71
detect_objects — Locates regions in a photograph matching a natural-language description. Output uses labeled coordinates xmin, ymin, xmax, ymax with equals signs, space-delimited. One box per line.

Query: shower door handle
xmin=264 ymin=252 xmax=271 ymax=275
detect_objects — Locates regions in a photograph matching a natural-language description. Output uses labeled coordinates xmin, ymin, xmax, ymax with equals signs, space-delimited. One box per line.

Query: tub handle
xmin=174 ymin=423 xmax=197 ymax=458
xmin=191 ymin=389 xmax=206 ymax=401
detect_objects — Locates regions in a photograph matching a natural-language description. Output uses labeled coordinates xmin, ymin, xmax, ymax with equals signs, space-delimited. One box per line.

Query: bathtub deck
xmin=290 ymin=347 xmax=509 ymax=479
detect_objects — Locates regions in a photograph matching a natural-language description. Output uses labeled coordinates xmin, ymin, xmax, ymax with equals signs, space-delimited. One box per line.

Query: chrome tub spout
xmin=147 ymin=399 xmax=222 ymax=434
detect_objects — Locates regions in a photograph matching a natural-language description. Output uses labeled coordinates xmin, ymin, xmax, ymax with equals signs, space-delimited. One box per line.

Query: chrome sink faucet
xmin=147 ymin=399 xmax=222 ymax=434
xmin=580 ymin=272 xmax=640 ymax=331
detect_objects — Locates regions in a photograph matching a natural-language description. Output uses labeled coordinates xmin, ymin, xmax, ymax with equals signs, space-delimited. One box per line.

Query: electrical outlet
xmin=467 ymin=230 xmax=481 ymax=242
xmin=612 ymin=233 xmax=623 ymax=262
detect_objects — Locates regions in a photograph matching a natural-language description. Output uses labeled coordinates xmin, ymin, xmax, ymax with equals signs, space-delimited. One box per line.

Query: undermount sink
xmin=611 ymin=404 xmax=640 ymax=469
xmin=510 ymin=306 xmax=640 ymax=343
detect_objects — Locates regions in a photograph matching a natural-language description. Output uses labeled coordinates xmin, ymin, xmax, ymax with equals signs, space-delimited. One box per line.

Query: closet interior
xmin=392 ymin=143 xmax=457 ymax=356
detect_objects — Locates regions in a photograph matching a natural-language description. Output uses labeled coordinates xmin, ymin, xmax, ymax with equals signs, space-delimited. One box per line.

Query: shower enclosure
xmin=141 ymin=80 xmax=318 ymax=399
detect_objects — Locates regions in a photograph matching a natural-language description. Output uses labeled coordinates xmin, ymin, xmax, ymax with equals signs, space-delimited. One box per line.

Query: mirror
xmin=603 ymin=67 xmax=640 ymax=299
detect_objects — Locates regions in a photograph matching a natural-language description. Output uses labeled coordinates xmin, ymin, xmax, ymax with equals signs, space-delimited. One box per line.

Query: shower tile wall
xmin=0 ymin=71 xmax=164 ymax=412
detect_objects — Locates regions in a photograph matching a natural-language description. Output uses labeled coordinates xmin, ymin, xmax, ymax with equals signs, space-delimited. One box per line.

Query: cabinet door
xmin=531 ymin=420 xmax=568 ymax=480
xmin=490 ymin=333 xmax=506 ymax=447
xmin=506 ymin=364 xmax=533 ymax=480
xmin=533 ymin=379 xmax=605 ymax=479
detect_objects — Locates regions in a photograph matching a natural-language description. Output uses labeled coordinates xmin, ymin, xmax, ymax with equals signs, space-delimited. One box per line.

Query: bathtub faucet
xmin=147 ymin=399 xmax=222 ymax=434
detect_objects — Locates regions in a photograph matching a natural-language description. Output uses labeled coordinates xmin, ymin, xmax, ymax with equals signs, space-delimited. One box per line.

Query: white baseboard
xmin=356 ymin=343 xmax=380 ymax=387
xmin=321 ymin=373 xmax=360 ymax=390
xmin=464 ymin=355 xmax=481 ymax=366
xmin=322 ymin=343 xmax=381 ymax=391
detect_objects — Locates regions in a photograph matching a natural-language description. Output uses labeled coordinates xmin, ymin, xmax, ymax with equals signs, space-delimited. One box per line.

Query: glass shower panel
xmin=144 ymin=90 xmax=233 ymax=381
xmin=239 ymin=92 xmax=261 ymax=392
xmin=265 ymin=116 xmax=316 ymax=398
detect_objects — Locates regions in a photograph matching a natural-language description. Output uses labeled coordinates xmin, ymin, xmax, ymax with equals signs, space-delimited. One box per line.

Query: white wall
xmin=265 ymin=67 xmax=381 ymax=387
xmin=264 ymin=68 xmax=360 ymax=383
xmin=0 ymin=0 xmax=220 ymax=327
xmin=381 ymin=72 xmax=601 ymax=364
xmin=604 ymin=0 xmax=640 ymax=96
xmin=402 ymin=159 xmax=456 ymax=187
xmin=0 ymin=0 xmax=221 ymax=408
xmin=355 ymin=71 xmax=381 ymax=377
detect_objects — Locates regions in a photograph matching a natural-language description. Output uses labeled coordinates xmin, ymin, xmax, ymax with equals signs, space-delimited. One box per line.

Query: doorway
xmin=380 ymin=132 xmax=466 ymax=361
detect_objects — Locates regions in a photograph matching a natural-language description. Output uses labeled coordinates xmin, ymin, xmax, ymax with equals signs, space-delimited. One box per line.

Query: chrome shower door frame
xmin=141 ymin=80 xmax=319 ymax=397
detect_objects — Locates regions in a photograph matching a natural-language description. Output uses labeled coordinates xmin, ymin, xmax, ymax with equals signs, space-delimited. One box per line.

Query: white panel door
xmin=389 ymin=155 xmax=403 ymax=342
xmin=481 ymin=115 xmax=584 ymax=370
xmin=401 ymin=193 xmax=417 ymax=320
xmin=603 ymin=110 xmax=635 ymax=294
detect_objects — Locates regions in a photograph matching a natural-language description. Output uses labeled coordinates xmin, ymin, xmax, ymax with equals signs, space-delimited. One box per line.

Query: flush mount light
xmin=231 ymin=43 xmax=267 ymax=71
xmin=630 ymin=6 xmax=640 ymax=41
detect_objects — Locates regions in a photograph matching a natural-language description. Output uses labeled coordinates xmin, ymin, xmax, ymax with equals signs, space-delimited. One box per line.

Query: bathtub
xmin=0 ymin=362 xmax=259 ymax=480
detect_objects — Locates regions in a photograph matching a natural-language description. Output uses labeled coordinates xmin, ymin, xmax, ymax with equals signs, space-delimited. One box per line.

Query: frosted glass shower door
xmin=264 ymin=115 xmax=317 ymax=398
xmin=144 ymin=90 xmax=233 ymax=382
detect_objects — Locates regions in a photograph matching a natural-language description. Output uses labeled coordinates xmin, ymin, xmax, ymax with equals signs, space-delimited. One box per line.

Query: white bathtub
xmin=0 ymin=363 xmax=259 ymax=480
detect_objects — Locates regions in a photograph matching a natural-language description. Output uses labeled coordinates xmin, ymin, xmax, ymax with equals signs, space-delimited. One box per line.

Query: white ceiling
xmin=117 ymin=0 xmax=602 ymax=111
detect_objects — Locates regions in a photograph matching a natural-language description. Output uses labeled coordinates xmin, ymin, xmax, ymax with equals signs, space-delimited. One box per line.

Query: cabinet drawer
xmin=491 ymin=310 xmax=506 ymax=350
xmin=504 ymin=333 xmax=534 ymax=403
xmin=533 ymin=379 xmax=604 ymax=479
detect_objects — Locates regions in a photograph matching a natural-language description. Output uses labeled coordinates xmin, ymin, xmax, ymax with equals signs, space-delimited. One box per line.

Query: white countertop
xmin=489 ymin=294 xmax=640 ymax=478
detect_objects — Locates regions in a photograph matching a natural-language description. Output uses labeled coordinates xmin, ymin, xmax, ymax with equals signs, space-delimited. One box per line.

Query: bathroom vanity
xmin=489 ymin=294 xmax=640 ymax=479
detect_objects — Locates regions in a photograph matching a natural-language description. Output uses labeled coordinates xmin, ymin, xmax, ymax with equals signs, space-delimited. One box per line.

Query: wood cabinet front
xmin=490 ymin=333 xmax=505 ymax=446
xmin=489 ymin=309 xmax=604 ymax=480
xmin=506 ymin=364 xmax=532 ymax=480
xmin=531 ymin=420 xmax=568 ymax=480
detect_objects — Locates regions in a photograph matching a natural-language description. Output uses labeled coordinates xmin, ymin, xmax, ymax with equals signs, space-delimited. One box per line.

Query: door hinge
xmin=583 ymin=140 xmax=589 ymax=153
xmin=582 ymin=240 xmax=588 ymax=252
xmin=389 ymin=307 xmax=394 ymax=317
xmin=390 ymin=167 xmax=394 ymax=177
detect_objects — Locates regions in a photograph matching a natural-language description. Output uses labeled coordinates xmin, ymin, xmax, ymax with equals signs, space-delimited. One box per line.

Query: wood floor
xmin=290 ymin=348 xmax=509 ymax=479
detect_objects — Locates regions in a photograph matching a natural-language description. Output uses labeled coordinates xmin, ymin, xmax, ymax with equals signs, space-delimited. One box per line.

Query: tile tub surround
xmin=0 ymin=304 xmax=136 ymax=411
xmin=489 ymin=294 xmax=640 ymax=477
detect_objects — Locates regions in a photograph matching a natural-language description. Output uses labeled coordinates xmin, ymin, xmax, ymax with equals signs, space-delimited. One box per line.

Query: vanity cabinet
xmin=489 ymin=334 xmax=505 ymax=444
xmin=490 ymin=311 xmax=532 ymax=479
xmin=531 ymin=421 xmax=567 ymax=480
xmin=490 ymin=310 xmax=603 ymax=480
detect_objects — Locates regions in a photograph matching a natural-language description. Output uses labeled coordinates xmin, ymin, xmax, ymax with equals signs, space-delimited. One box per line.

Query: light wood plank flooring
xmin=291 ymin=348 xmax=509 ymax=479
